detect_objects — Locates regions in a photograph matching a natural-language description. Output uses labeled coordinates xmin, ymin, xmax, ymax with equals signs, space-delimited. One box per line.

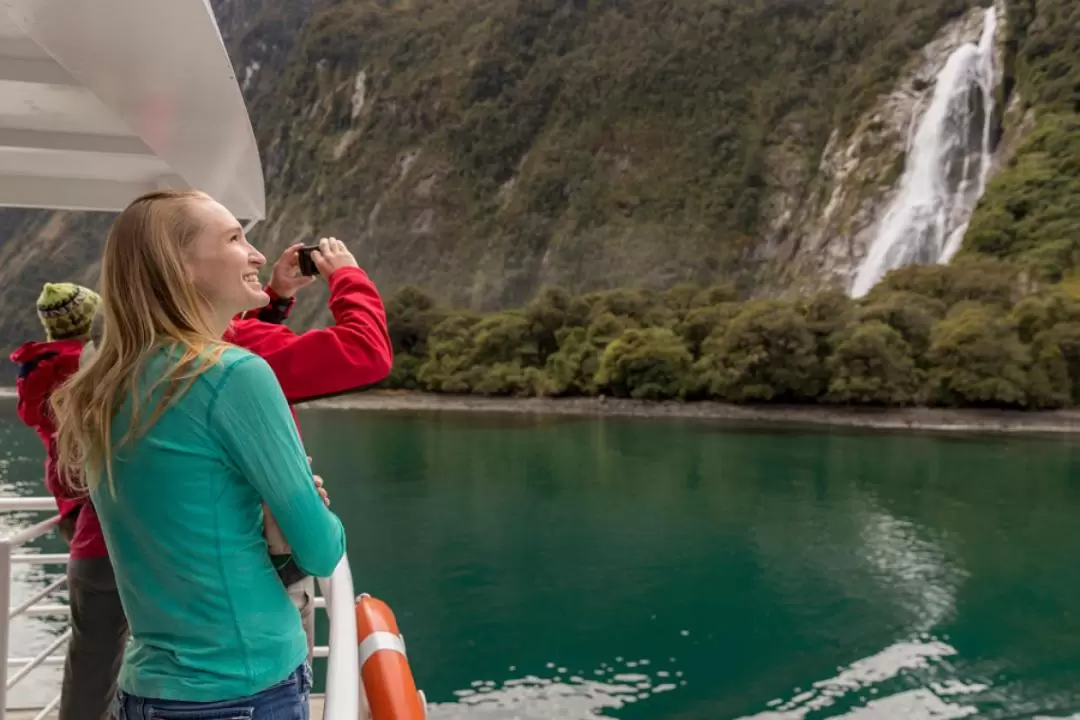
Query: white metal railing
xmin=317 ymin=560 xmax=359 ymax=720
xmin=0 ymin=496 xmax=359 ymax=720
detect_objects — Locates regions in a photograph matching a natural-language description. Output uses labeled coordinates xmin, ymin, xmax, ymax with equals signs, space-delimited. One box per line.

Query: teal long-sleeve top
xmin=90 ymin=345 xmax=346 ymax=702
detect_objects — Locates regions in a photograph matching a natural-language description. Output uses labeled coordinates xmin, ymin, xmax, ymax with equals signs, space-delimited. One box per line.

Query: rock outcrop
xmin=766 ymin=0 xmax=1011 ymax=297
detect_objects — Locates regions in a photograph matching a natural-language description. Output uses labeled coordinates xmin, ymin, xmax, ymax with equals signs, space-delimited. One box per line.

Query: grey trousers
xmin=60 ymin=557 xmax=128 ymax=720
xmin=60 ymin=559 xmax=316 ymax=720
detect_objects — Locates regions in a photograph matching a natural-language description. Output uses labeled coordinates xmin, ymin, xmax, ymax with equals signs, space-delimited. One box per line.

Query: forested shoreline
xmin=381 ymin=258 xmax=1080 ymax=411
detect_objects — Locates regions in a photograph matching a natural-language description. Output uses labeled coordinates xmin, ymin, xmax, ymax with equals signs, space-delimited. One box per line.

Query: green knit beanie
xmin=36 ymin=283 xmax=101 ymax=342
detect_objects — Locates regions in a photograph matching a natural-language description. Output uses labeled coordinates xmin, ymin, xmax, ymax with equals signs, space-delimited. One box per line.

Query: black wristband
xmin=275 ymin=555 xmax=310 ymax=587
xmin=256 ymin=296 xmax=291 ymax=325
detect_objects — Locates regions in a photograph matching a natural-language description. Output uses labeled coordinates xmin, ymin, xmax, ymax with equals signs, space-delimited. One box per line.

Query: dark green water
xmin=4 ymin=397 xmax=1080 ymax=719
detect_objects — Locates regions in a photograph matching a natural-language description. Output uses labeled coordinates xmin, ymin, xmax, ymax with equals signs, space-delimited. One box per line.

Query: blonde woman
xmin=51 ymin=190 xmax=344 ymax=719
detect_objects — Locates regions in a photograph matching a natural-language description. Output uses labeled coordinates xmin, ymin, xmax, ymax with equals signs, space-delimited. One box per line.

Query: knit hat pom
xmin=37 ymin=282 xmax=101 ymax=342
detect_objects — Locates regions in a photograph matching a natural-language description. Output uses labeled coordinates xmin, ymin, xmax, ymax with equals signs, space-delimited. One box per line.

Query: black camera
xmin=297 ymin=245 xmax=320 ymax=277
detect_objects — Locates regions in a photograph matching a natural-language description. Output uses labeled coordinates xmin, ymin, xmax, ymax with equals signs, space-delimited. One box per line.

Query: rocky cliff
xmin=773 ymin=1 xmax=1008 ymax=296
xmin=0 ymin=0 xmax=1075 ymax=352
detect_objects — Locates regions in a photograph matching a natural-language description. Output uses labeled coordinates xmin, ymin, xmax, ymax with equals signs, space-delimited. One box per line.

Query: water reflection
xmin=731 ymin=459 xmax=976 ymax=719
xmin=738 ymin=637 xmax=979 ymax=719
xmin=427 ymin=655 xmax=685 ymax=719
xmin=4 ymin=400 xmax=1080 ymax=718
xmin=852 ymin=504 xmax=962 ymax=632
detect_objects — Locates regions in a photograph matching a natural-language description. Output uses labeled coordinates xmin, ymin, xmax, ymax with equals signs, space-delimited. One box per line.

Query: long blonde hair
xmin=51 ymin=190 xmax=230 ymax=495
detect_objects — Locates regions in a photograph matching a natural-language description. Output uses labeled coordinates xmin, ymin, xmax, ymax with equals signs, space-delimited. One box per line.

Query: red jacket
xmin=225 ymin=266 xmax=393 ymax=403
xmin=11 ymin=338 xmax=86 ymax=520
xmin=68 ymin=266 xmax=393 ymax=559
xmin=10 ymin=338 xmax=110 ymax=559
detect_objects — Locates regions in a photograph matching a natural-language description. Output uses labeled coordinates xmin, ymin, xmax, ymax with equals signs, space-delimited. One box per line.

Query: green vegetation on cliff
xmin=963 ymin=0 xmax=1080 ymax=281
xmin=0 ymin=0 xmax=1074 ymax=364
xmin=250 ymin=0 xmax=980 ymax=308
xmin=383 ymin=258 xmax=1080 ymax=409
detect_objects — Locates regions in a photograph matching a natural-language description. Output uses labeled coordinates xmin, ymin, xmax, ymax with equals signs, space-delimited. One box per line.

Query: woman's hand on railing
xmin=313 ymin=475 xmax=329 ymax=507
xmin=308 ymin=455 xmax=329 ymax=507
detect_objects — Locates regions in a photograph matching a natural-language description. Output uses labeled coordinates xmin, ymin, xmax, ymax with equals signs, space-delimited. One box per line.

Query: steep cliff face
xmin=770 ymin=1 xmax=1009 ymax=297
xmin=238 ymin=0 xmax=987 ymax=318
xmin=0 ymin=0 xmax=1065 ymax=353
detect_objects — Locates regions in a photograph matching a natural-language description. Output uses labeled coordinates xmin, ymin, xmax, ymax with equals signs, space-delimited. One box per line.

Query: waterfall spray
xmin=850 ymin=7 xmax=998 ymax=298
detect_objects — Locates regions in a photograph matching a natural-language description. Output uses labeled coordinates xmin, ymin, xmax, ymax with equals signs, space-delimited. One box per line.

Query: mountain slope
xmin=1 ymin=0 xmax=1070 ymax=353
xmin=245 ymin=0 xmax=984 ymax=315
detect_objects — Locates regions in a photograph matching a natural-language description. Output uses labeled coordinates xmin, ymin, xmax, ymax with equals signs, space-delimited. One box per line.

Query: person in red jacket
xmin=227 ymin=236 xmax=393 ymax=659
xmin=10 ymin=283 xmax=102 ymax=546
xmin=50 ymin=237 xmax=392 ymax=720
xmin=11 ymin=282 xmax=121 ymax=720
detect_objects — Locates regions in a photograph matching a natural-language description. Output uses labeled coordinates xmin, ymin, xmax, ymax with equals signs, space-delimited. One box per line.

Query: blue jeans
xmin=115 ymin=663 xmax=312 ymax=720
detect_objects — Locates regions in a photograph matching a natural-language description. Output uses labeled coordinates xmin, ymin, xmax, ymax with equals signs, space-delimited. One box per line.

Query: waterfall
xmin=849 ymin=7 xmax=998 ymax=298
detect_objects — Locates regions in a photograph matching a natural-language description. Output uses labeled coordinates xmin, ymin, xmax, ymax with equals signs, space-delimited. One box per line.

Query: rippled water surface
xmin=4 ymin=398 xmax=1080 ymax=718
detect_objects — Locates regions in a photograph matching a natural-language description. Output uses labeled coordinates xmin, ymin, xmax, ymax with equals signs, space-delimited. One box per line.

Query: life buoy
xmin=355 ymin=593 xmax=427 ymax=719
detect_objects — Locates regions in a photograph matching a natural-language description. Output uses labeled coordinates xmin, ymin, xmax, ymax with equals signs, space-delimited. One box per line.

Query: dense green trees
xmin=825 ymin=322 xmax=923 ymax=405
xmin=962 ymin=0 xmax=1080 ymax=282
xmin=380 ymin=258 xmax=1080 ymax=410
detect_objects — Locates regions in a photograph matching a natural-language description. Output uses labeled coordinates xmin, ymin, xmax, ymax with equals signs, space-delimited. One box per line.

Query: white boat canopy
xmin=0 ymin=0 xmax=265 ymax=221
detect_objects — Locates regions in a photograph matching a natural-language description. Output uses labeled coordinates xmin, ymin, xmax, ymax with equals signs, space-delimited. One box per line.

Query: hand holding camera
xmin=268 ymin=243 xmax=318 ymax=299
xmin=269 ymin=237 xmax=359 ymax=298
xmin=298 ymin=236 xmax=358 ymax=279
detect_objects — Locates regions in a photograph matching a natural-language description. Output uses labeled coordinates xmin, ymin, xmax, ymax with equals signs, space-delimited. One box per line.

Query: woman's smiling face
xmin=183 ymin=197 xmax=268 ymax=323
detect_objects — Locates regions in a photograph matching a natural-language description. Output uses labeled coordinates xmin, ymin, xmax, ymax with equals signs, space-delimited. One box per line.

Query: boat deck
xmin=7 ymin=695 xmax=327 ymax=719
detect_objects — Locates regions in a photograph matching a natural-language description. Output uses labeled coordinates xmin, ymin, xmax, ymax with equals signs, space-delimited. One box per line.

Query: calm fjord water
xmin=3 ymin=397 xmax=1080 ymax=718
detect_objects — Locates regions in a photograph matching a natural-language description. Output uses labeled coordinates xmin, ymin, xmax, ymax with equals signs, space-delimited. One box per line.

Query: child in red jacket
xmin=10 ymin=282 xmax=102 ymax=548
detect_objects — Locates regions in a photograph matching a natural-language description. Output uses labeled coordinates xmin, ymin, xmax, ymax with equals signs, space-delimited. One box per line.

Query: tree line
xmin=378 ymin=258 xmax=1080 ymax=410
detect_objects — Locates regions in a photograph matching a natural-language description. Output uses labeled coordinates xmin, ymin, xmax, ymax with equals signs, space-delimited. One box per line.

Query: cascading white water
xmin=849 ymin=7 xmax=998 ymax=298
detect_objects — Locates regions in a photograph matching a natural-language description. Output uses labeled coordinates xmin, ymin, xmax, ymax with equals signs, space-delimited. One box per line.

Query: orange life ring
xmin=355 ymin=593 xmax=427 ymax=719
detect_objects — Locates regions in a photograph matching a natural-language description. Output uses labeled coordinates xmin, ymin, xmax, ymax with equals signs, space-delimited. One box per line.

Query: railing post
xmin=318 ymin=555 xmax=359 ymax=720
xmin=0 ymin=540 xmax=12 ymax=720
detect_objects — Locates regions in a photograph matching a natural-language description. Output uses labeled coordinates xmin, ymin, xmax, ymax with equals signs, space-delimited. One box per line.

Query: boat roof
xmin=0 ymin=0 xmax=265 ymax=221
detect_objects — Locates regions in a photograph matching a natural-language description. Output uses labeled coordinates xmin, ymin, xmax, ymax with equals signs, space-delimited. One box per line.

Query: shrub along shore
xmin=380 ymin=258 xmax=1080 ymax=413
